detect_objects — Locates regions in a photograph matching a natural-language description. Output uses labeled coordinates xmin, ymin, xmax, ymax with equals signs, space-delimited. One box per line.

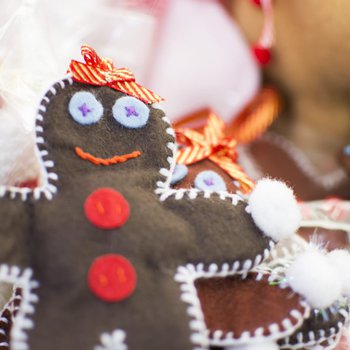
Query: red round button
xmin=84 ymin=188 xmax=130 ymax=229
xmin=88 ymin=254 xmax=137 ymax=302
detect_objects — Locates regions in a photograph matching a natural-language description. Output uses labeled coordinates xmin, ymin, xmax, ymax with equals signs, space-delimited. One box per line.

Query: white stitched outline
xmin=278 ymin=297 xmax=349 ymax=349
xmin=0 ymin=78 xmax=276 ymax=350
xmin=0 ymin=76 xmax=74 ymax=201
xmin=94 ymin=329 xmax=128 ymax=350
xmin=152 ymin=104 xmax=280 ymax=349
xmin=258 ymin=236 xmax=350 ymax=350
xmin=0 ymin=265 xmax=38 ymax=350
xmin=175 ymin=265 xmax=310 ymax=349
xmin=279 ymin=324 xmax=346 ymax=350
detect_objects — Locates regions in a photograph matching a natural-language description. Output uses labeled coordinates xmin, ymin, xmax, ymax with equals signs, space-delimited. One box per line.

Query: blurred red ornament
xmin=250 ymin=0 xmax=274 ymax=66
xmin=253 ymin=45 xmax=271 ymax=65
xmin=251 ymin=0 xmax=262 ymax=6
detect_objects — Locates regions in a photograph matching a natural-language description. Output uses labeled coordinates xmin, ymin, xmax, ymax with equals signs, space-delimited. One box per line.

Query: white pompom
xmin=229 ymin=341 xmax=278 ymax=350
xmin=248 ymin=178 xmax=301 ymax=241
xmin=286 ymin=249 xmax=342 ymax=309
xmin=327 ymin=249 xmax=350 ymax=297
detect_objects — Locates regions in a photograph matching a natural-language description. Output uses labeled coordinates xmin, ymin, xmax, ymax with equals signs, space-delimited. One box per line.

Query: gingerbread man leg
xmin=27 ymin=269 xmax=194 ymax=350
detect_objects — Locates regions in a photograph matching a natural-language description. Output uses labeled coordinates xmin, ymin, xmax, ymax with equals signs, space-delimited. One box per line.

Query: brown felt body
xmin=0 ymin=81 xmax=272 ymax=350
xmin=195 ymin=275 xmax=302 ymax=339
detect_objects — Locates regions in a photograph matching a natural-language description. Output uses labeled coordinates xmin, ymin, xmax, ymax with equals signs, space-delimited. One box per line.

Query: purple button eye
xmin=195 ymin=170 xmax=227 ymax=192
xmin=125 ymin=106 xmax=139 ymax=118
xmin=204 ymin=177 xmax=215 ymax=187
xmin=78 ymin=103 xmax=93 ymax=117
xmin=69 ymin=91 xmax=103 ymax=125
xmin=113 ymin=96 xmax=150 ymax=129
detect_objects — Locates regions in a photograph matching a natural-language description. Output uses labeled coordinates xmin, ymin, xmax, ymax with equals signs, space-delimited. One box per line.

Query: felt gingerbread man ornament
xmin=0 ymin=46 xmax=301 ymax=350
xmin=170 ymin=110 xmax=254 ymax=195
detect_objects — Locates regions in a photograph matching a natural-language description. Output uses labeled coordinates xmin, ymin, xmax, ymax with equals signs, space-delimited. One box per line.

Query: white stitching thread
xmin=0 ymin=287 xmax=22 ymax=348
xmin=94 ymin=329 xmax=128 ymax=350
xmin=151 ymin=103 xmax=282 ymax=350
xmin=280 ymin=327 xmax=345 ymax=350
xmin=0 ymin=265 xmax=38 ymax=350
xmin=175 ymin=265 xmax=309 ymax=348
xmin=279 ymin=306 xmax=349 ymax=350
xmin=0 ymin=78 xmax=277 ymax=350
xmin=0 ymin=76 xmax=73 ymax=202
xmin=259 ymin=236 xmax=350 ymax=350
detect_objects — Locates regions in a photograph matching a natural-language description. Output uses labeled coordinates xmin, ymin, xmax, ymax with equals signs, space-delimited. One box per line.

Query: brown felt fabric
xmin=172 ymin=159 xmax=239 ymax=193
xmin=246 ymin=138 xmax=350 ymax=201
xmin=0 ymin=80 xmax=273 ymax=350
xmin=0 ymin=198 xmax=30 ymax=268
xmin=195 ymin=274 xmax=302 ymax=339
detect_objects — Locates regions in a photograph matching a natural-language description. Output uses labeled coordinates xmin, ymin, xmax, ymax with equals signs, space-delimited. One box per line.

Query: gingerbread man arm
xmin=0 ymin=192 xmax=31 ymax=267
xmin=160 ymin=192 xmax=268 ymax=268
xmin=0 ymin=119 xmax=58 ymax=268
xmin=152 ymin=106 xmax=301 ymax=271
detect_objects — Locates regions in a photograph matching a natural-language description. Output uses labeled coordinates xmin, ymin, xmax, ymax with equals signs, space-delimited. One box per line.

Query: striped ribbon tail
xmin=176 ymin=145 xmax=212 ymax=165
xmin=210 ymin=156 xmax=255 ymax=193
xmin=229 ymin=87 xmax=280 ymax=144
xmin=114 ymin=81 xmax=164 ymax=105
xmin=204 ymin=112 xmax=225 ymax=146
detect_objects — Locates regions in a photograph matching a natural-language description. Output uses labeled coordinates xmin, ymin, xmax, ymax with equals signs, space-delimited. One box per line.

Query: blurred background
xmin=0 ymin=0 xmax=260 ymax=186
xmin=0 ymin=1 xmax=349 ymax=347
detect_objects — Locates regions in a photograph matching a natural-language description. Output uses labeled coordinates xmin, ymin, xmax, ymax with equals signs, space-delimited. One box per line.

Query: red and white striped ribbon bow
xmin=69 ymin=45 xmax=163 ymax=105
xmin=176 ymin=111 xmax=255 ymax=193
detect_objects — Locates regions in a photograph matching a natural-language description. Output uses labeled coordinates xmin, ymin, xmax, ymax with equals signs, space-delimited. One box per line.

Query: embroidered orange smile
xmin=75 ymin=147 xmax=141 ymax=166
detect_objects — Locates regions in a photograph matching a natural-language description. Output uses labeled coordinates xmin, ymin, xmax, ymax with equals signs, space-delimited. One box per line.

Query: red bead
xmin=253 ymin=45 xmax=271 ymax=65
xmin=88 ymin=254 xmax=137 ymax=302
xmin=84 ymin=188 xmax=130 ymax=230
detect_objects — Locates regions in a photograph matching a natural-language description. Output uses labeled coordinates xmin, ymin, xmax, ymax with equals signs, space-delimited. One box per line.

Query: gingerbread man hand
xmin=0 ymin=47 xmax=301 ymax=350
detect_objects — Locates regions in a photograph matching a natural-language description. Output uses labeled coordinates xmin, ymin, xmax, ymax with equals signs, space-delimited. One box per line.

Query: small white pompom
xmin=248 ymin=178 xmax=301 ymax=241
xmin=286 ymin=249 xmax=342 ymax=309
xmin=327 ymin=249 xmax=350 ymax=297
xmin=229 ymin=341 xmax=278 ymax=350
